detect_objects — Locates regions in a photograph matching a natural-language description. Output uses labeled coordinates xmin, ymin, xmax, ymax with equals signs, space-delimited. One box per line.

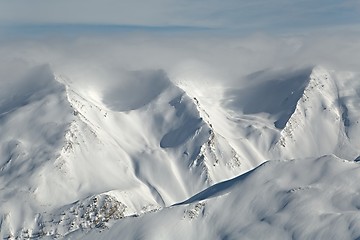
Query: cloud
xmin=0 ymin=31 xmax=359 ymax=90
xmin=0 ymin=0 xmax=359 ymax=33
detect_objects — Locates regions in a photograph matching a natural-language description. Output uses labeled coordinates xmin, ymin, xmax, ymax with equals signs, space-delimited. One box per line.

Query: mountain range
xmin=1 ymin=62 xmax=360 ymax=239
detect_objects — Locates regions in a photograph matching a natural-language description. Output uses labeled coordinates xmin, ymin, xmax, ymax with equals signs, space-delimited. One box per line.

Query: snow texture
xmin=1 ymin=61 xmax=360 ymax=239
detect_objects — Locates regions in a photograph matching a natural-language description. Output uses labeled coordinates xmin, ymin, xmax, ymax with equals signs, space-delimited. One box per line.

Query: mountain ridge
xmin=1 ymin=64 xmax=360 ymax=239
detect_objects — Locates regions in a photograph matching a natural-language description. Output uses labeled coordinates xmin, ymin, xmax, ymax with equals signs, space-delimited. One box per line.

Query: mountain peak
xmin=1 ymin=62 xmax=360 ymax=239
xmin=274 ymin=65 xmax=360 ymax=160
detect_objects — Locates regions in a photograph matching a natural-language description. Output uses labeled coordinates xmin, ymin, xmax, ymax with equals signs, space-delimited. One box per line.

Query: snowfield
xmin=1 ymin=58 xmax=360 ymax=239
xmin=68 ymin=155 xmax=360 ymax=240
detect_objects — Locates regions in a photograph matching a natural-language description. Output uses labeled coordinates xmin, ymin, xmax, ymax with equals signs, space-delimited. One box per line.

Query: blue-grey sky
xmin=0 ymin=0 xmax=359 ymax=34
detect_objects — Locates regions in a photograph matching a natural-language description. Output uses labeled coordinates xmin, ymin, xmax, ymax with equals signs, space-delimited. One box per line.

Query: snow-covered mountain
xmin=69 ymin=155 xmax=360 ymax=240
xmin=1 ymin=62 xmax=360 ymax=239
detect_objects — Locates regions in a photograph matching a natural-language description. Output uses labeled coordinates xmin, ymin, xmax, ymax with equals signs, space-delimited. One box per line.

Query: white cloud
xmin=0 ymin=31 xmax=359 ymax=90
xmin=0 ymin=0 xmax=358 ymax=32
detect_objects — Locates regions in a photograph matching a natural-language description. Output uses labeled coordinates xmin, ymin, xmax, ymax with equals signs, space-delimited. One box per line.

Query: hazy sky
xmin=1 ymin=0 xmax=360 ymax=84
xmin=1 ymin=0 xmax=359 ymax=34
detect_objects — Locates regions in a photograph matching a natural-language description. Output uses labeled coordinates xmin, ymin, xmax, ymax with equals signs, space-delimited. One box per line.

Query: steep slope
xmin=0 ymin=66 xmax=243 ymax=239
xmin=65 ymin=65 xmax=360 ymax=239
xmin=1 ymin=63 xmax=360 ymax=239
xmin=217 ymin=66 xmax=360 ymax=166
xmin=58 ymin=69 xmax=244 ymax=204
xmin=69 ymin=155 xmax=360 ymax=240
xmin=0 ymin=64 xmax=75 ymax=238
xmin=272 ymin=66 xmax=359 ymax=160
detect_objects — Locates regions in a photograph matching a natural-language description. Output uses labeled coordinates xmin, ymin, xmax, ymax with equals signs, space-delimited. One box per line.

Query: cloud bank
xmin=0 ymin=31 xmax=359 ymax=91
xmin=0 ymin=1 xmax=358 ymax=88
xmin=0 ymin=0 xmax=359 ymax=33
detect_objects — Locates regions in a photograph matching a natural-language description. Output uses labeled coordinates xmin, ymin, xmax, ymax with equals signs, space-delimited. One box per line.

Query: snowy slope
xmin=217 ymin=66 xmax=360 ymax=164
xmin=0 ymin=63 xmax=75 ymax=238
xmin=0 ymin=64 xmax=243 ymax=239
xmin=70 ymin=155 xmax=360 ymax=240
xmin=273 ymin=67 xmax=359 ymax=160
xmin=1 ymin=61 xmax=360 ymax=239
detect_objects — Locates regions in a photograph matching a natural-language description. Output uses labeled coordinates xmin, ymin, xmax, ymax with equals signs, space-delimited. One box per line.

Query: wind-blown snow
xmin=1 ymin=56 xmax=360 ymax=239
xmin=102 ymin=70 xmax=170 ymax=112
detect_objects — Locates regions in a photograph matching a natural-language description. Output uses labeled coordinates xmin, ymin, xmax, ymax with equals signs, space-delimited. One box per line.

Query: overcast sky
xmin=0 ymin=0 xmax=359 ymax=34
